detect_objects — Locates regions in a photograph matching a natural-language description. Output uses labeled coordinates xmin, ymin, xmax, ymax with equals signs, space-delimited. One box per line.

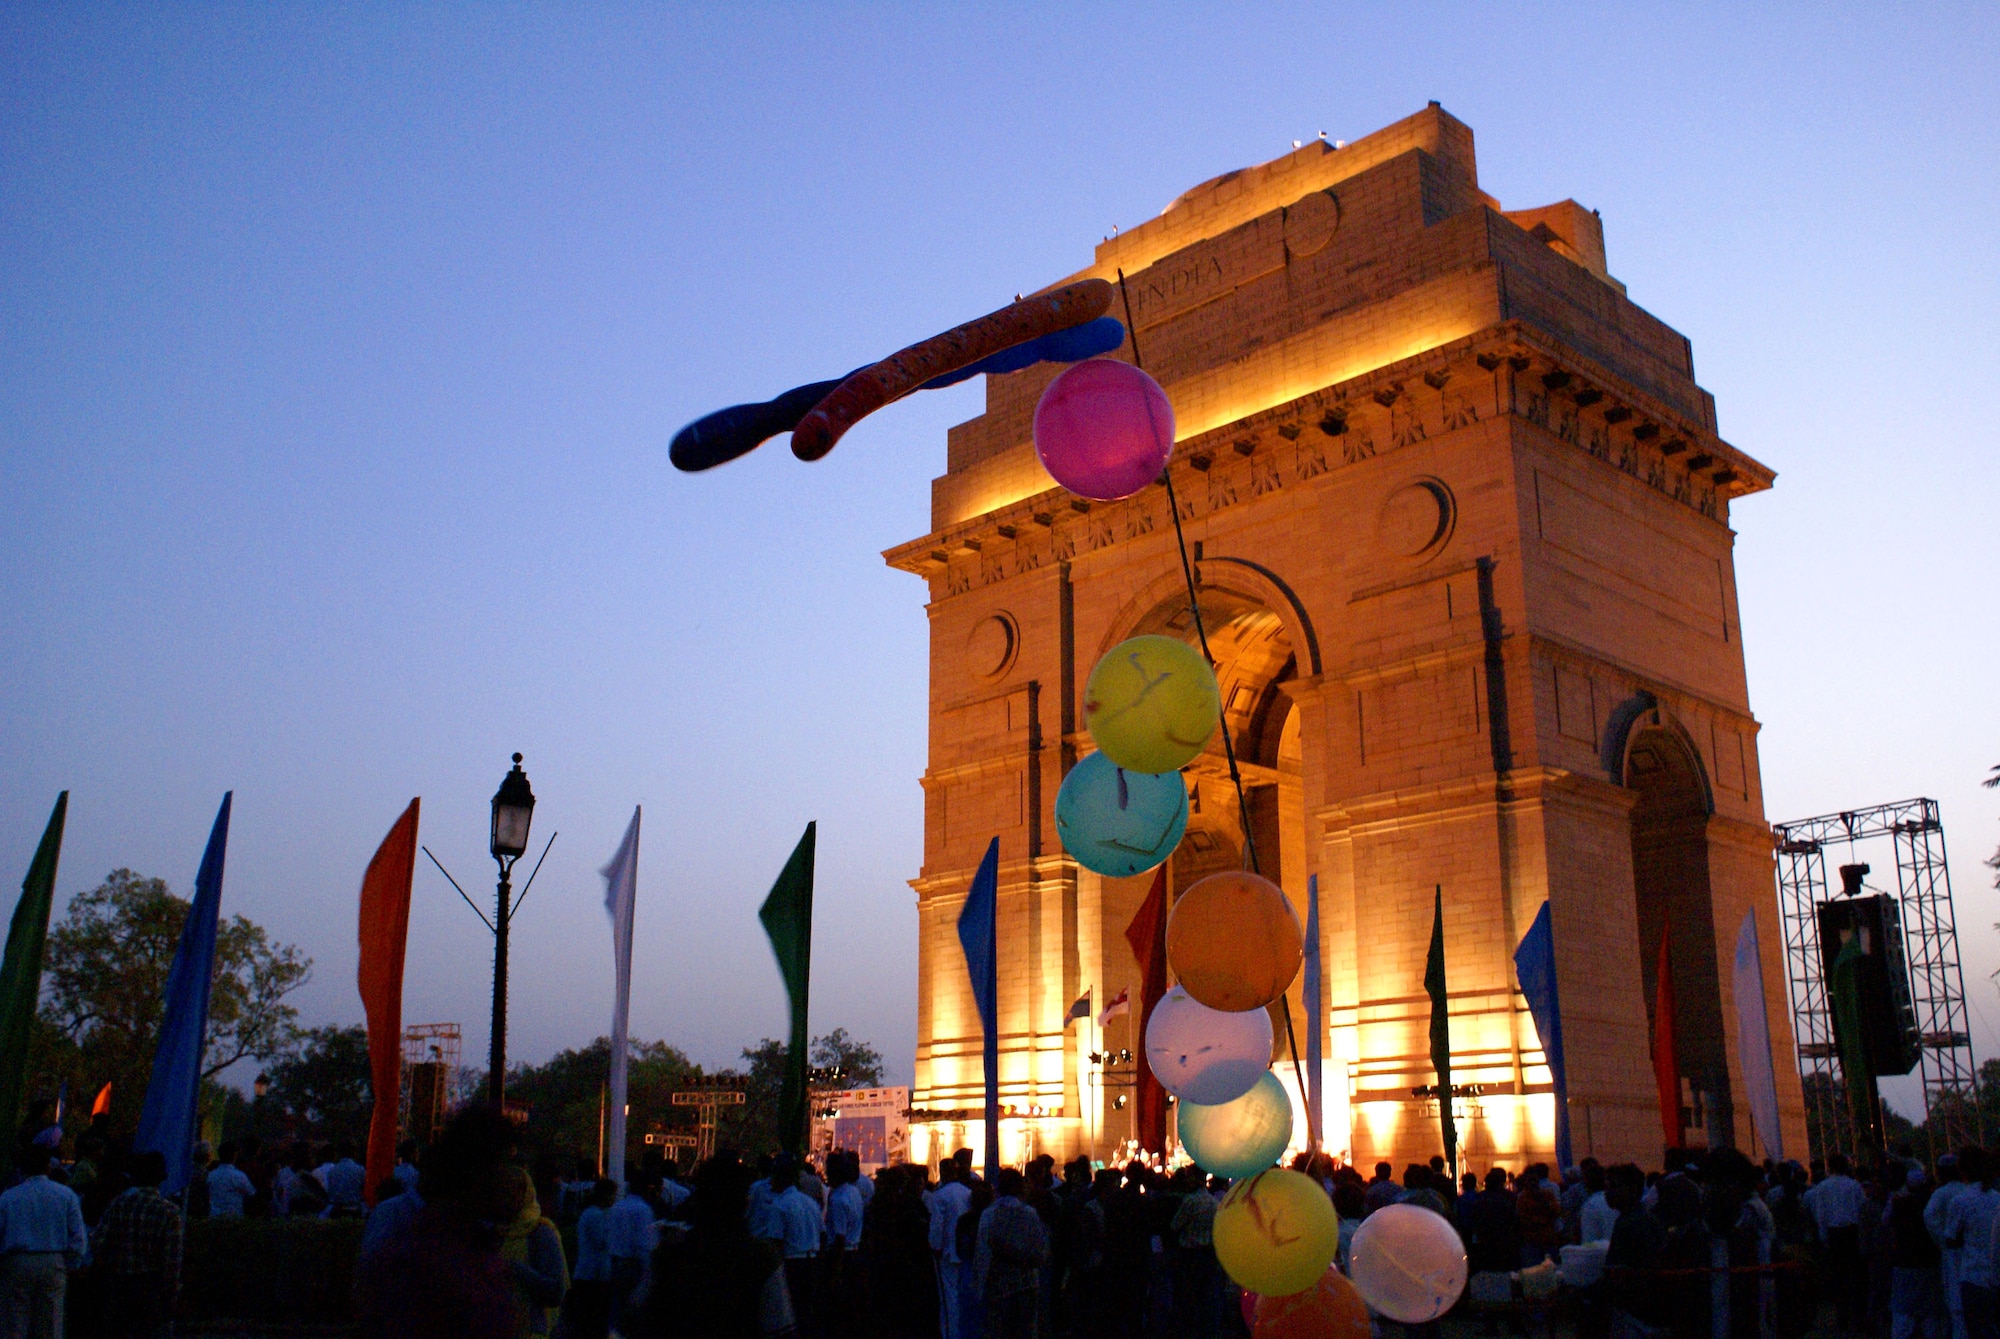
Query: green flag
xmin=0 ymin=794 xmax=68 ymax=1133
xmin=1829 ymin=930 xmax=1875 ymax=1143
xmin=1425 ymin=885 xmax=1457 ymax=1176
xmin=758 ymin=823 xmax=816 ymax=1156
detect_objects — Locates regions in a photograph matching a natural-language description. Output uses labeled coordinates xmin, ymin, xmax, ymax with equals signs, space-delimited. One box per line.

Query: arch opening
xmin=1627 ymin=724 xmax=1732 ymax=1150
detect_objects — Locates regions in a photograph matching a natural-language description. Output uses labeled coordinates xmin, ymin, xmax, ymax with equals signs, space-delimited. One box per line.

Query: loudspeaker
xmin=1817 ymin=894 xmax=1920 ymax=1077
xmin=407 ymin=1061 xmax=448 ymax=1143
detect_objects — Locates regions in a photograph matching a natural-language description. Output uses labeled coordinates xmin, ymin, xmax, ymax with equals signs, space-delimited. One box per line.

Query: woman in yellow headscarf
xmin=499 ymin=1167 xmax=570 ymax=1338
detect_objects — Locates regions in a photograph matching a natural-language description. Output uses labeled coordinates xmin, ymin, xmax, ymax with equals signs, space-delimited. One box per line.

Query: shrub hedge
xmin=178 ymin=1216 xmax=364 ymax=1323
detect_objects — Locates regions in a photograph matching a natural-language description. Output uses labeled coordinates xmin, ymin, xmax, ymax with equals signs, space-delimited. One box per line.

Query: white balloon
xmin=1144 ymin=985 xmax=1271 ymax=1105
xmin=1348 ymin=1203 xmax=1469 ymax=1323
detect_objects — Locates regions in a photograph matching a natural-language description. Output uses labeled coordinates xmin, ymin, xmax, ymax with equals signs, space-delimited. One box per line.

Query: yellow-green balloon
xmin=1084 ymin=635 xmax=1220 ymax=774
xmin=1214 ymin=1168 xmax=1341 ymax=1298
xmin=1177 ymin=1071 xmax=1292 ymax=1178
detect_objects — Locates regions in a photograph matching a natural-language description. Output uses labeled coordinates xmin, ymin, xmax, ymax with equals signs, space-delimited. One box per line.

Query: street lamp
xmin=488 ymin=753 xmax=536 ymax=1107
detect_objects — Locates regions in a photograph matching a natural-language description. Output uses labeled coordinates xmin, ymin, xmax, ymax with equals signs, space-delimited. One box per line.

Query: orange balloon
xmin=1167 ymin=872 xmax=1303 ymax=1011
xmin=1253 ymin=1267 xmax=1371 ymax=1339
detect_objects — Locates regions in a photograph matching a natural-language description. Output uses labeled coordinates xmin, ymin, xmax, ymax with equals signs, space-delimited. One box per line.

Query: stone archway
xmin=1626 ymin=721 xmax=1732 ymax=1150
xmin=1113 ymin=583 xmax=1315 ymax=1101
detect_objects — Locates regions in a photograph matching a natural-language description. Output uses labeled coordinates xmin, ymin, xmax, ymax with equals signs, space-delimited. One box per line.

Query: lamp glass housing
xmin=490 ymin=754 xmax=536 ymax=859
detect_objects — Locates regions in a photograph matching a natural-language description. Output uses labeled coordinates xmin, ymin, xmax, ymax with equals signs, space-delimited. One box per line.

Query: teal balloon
xmin=1178 ymin=1071 xmax=1293 ymax=1179
xmin=1055 ymin=751 xmax=1188 ymax=878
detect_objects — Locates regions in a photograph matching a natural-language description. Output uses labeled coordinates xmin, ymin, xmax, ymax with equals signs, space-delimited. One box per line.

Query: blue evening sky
xmin=3 ymin=5 xmax=1995 ymax=1117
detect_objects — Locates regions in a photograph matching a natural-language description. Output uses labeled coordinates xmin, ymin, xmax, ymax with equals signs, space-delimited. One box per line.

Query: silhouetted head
xmin=127 ymin=1151 xmax=168 ymax=1188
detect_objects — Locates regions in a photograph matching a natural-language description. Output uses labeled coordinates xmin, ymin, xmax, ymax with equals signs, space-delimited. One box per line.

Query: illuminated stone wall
xmin=887 ymin=104 xmax=1806 ymax=1174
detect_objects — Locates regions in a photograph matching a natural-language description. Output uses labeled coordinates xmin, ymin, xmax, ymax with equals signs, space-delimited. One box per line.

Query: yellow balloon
xmin=1213 ymin=1168 xmax=1341 ymax=1299
xmin=1084 ymin=635 xmax=1220 ymax=774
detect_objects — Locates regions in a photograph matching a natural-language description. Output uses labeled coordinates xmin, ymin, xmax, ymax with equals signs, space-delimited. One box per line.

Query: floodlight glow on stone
xmin=1054 ymin=751 xmax=1188 ymax=879
xmin=1083 ymin=635 xmax=1219 ymax=775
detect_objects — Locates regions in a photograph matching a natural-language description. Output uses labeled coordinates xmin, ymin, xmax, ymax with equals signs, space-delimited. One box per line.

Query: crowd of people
xmin=2 ymin=1094 xmax=1997 ymax=1339
xmin=0 ymin=1096 xmax=428 ymax=1338
xmin=343 ymin=1113 xmax=2000 ymax=1339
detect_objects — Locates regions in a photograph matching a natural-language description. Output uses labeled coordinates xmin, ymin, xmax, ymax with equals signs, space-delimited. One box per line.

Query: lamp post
xmin=488 ymin=753 xmax=536 ymax=1108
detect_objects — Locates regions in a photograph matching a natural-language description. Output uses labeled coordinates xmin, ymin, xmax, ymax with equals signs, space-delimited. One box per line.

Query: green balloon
xmin=1178 ymin=1071 xmax=1292 ymax=1179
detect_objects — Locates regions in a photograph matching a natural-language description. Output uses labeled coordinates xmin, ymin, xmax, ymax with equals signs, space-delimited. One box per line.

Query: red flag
xmin=357 ymin=799 xmax=420 ymax=1205
xmin=1652 ymin=923 xmax=1685 ymax=1152
xmin=1124 ymin=868 xmax=1169 ymax=1154
xmin=90 ymin=1083 xmax=111 ymax=1118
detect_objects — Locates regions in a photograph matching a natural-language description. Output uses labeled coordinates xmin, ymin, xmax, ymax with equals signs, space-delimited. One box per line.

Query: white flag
xmin=600 ymin=807 xmax=641 ymax=1185
xmin=1733 ymin=908 xmax=1784 ymax=1162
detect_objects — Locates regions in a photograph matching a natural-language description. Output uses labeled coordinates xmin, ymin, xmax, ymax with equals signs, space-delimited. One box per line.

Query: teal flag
xmin=758 ymin=823 xmax=816 ymax=1156
xmin=1425 ymin=886 xmax=1457 ymax=1176
xmin=0 ymin=794 xmax=68 ymax=1133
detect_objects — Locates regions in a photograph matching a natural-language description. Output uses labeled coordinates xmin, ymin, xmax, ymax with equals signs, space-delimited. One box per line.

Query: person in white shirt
xmin=1927 ymin=1152 xmax=1971 ymax=1339
xmin=205 ymin=1142 xmax=257 ymax=1218
xmin=563 ymin=1178 xmax=619 ymax=1339
xmin=315 ymin=1140 xmax=367 ymax=1215
xmin=770 ymin=1157 xmax=825 ymax=1333
xmin=605 ymin=1168 xmax=658 ymax=1326
xmin=1579 ymin=1187 xmax=1619 ymax=1245
xmin=391 ymin=1140 xmax=420 ymax=1196
xmin=1806 ymin=1153 xmax=1869 ymax=1332
xmin=928 ymin=1156 xmax=974 ymax=1339
xmin=826 ymin=1153 xmax=866 ymax=1252
xmin=1948 ymin=1148 xmax=2000 ymax=1339
xmin=0 ymin=1147 xmax=86 ymax=1339
xmin=656 ymin=1164 xmax=691 ymax=1216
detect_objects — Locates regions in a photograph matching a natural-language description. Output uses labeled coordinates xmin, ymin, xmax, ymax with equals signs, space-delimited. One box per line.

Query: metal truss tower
xmin=1774 ymin=798 xmax=1978 ymax=1161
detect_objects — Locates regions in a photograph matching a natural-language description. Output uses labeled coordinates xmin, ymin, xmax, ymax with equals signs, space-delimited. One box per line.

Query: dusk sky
xmin=3 ymin=5 xmax=1995 ymax=1117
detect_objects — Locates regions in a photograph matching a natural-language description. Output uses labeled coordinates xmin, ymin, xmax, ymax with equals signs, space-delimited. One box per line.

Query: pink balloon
xmin=1033 ymin=358 xmax=1176 ymax=501
xmin=1238 ymin=1288 xmax=1259 ymax=1330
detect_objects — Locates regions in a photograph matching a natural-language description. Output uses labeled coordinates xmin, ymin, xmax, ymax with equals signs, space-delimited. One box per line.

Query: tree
xmin=811 ymin=1029 xmax=884 ymax=1088
xmin=34 ymin=869 xmax=311 ymax=1132
xmin=731 ymin=1030 xmax=885 ymax=1157
xmin=1987 ymin=762 xmax=1998 ymax=906
xmin=506 ymin=1037 xmax=704 ymax=1172
xmin=263 ymin=1025 xmax=372 ymax=1146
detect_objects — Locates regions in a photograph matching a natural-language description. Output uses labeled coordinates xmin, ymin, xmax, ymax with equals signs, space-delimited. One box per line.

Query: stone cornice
xmin=884 ymin=320 xmax=1773 ymax=596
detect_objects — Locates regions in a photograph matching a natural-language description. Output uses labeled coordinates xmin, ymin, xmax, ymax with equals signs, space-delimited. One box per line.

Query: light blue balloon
xmin=1055 ymin=751 xmax=1188 ymax=878
xmin=1177 ymin=1071 xmax=1293 ymax=1179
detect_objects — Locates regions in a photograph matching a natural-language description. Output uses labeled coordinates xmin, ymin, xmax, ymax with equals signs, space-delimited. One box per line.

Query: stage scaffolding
xmin=1774 ymin=798 xmax=1978 ymax=1161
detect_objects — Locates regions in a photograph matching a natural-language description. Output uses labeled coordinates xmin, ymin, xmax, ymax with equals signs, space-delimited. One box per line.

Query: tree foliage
xmin=811 ymin=1028 xmax=885 ymax=1088
xmin=506 ymin=1037 xmax=703 ymax=1172
xmin=264 ymin=1025 xmax=372 ymax=1146
xmin=31 ymin=870 xmax=311 ymax=1131
xmin=501 ymin=1029 xmax=887 ymax=1170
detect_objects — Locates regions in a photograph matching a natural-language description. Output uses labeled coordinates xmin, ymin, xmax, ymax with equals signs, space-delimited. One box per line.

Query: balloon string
xmin=1114 ymin=270 xmax=1260 ymax=877
xmin=1115 ymin=268 xmax=1319 ymax=1158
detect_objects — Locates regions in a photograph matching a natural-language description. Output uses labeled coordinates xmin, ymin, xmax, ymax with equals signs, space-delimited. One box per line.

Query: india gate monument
xmin=884 ymin=105 xmax=1808 ymax=1172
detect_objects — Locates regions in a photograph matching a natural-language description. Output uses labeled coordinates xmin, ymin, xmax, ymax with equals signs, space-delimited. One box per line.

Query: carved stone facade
xmin=885 ymin=105 xmax=1806 ymax=1171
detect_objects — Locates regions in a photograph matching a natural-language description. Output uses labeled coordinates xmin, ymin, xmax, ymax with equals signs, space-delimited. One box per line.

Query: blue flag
xmin=137 ymin=793 xmax=232 ymax=1195
xmin=956 ymin=838 xmax=999 ymax=1181
xmin=1513 ymin=900 xmax=1572 ymax=1169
